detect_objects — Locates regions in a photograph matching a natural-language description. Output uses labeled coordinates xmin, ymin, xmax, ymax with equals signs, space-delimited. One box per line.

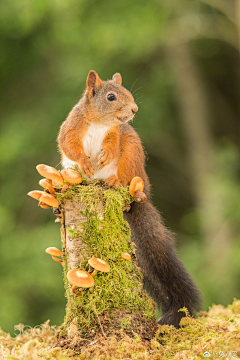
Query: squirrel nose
xmin=131 ymin=104 xmax=138 ymax=115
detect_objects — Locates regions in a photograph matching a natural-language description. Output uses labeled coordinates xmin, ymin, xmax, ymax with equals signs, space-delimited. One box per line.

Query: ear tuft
xmin=86 ymin=70 xmax=103 ymax=95
xmin=112 ymin=73 xmax=122 ymax=85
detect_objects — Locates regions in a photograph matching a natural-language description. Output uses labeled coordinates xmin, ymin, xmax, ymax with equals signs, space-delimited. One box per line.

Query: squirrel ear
xmin=86 ymin=70 xmax=103 ymax=96
xmin=112 ymin=73 xmax=122 ymax=85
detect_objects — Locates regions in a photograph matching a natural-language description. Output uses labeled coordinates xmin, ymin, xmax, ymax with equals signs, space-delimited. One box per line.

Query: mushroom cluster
xmin=66 ymin=253 xmax=133 ymax=297
xmin=129 ymin=177 xmax=147 ymax=203
xmin=45 ymin=247 xmax=132 ymax=296
xmin=27 ymin=164 xmax=82 ymax=209
xmin=28 ymin=167 xmax=138 ymax=300
xmin=66 ymin=257 xmax=111 ymax=296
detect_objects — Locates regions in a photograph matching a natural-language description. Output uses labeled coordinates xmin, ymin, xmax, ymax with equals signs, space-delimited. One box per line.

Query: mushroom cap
xmin=39 ymin=202 xmax=52 ymax=209
xmin=129 ymin=177 xmax=144 ymax=197
xmin=61 ymin=169 xmax=82 ymax=184
xmin=27 ymin=190 xmax=45 ymax=201
xmin=121 ymin=252 xmax=131 ymax=260
xmin=45 ymin=247 xmax=62 ymax=256
xmin=39 ymin=178 xmax=61 ymax=189
xmin=36 ymin=164 xmax=64 ymax=185
xmin=88 ymin=257 xmax=110 ymax=272
xmin=67 ymin=269 xmax=94 ymax=288
xmin=39 ymin=193 xmax=59 ymax=207
xmin=39 ymin=179 xmax=49 ymax=189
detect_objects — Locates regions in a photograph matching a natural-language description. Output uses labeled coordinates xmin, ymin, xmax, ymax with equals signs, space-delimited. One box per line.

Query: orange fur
xmin=98 ymin=126 xmax=120 ymax=169
xmin=58 ymin=70 xmax=142 ymax=185
xmin=58 ymin=111 xmax=94 ymax=178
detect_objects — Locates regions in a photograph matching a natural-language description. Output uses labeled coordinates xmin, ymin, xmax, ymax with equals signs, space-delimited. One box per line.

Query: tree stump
xmin=55 ymin=180 xmax=157 ymax=347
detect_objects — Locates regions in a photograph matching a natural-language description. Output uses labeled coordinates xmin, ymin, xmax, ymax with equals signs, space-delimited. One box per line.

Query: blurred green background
xmin=1 ymin=0 xmax=240 ymax=335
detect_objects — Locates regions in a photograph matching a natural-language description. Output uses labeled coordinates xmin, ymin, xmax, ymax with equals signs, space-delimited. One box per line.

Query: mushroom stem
xmin=39 ymin=202 xmax=52 ymax=209
xmin=52 ymin=255 xmax=63 ymax=264
xmin=61 ymin=182 xmax=70 ymax=193
xmin=72 ymin=285 xmax=82 ymax=296
xmin=91 ymin=269 xmax=98 ymax=277
xmin=134 ymin=190 xmax=147 ymax=203
xmin=46 ymin=179 xmax=56 ymax=195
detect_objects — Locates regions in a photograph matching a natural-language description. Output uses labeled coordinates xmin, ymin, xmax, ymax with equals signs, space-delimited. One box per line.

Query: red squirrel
xmin=58 ymin=70 xmax=202 ymax=327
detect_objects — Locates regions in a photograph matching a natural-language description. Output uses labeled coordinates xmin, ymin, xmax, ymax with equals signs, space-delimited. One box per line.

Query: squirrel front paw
xmin=78 ymin=155 xmax=94 ymax=178
xmin=98 ymin=149 xmax=113 ymax=169
xmin=105 ymin=175 xmax=120 ymax=188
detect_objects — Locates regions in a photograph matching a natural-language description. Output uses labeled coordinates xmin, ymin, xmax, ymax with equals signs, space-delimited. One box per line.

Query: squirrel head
xmin=83 ymin=70 xmax=138 ymax=125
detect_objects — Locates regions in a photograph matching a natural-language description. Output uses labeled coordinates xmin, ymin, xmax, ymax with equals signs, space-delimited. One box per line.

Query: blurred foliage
xmin=0 ymin=0 xmax=240 ymax=335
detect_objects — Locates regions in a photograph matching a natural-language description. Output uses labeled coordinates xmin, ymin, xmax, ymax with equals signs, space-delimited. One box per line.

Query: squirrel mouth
xmin=117 ymin=116 xmax=133 ymax=123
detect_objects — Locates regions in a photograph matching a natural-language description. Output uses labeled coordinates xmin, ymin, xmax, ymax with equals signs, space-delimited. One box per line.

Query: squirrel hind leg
xmin=142 ymin=270 xmax=194 ymax=328
xmin=157 ymin=310 xmax=186 ymax=329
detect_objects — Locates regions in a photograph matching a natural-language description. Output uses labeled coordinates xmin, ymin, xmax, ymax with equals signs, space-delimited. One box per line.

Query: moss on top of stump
xmin=57 ymin=180 xmax=156 ymax=338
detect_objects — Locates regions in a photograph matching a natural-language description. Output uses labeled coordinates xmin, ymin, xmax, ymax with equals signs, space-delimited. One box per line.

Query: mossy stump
xmin=55 ymin=181 xmax=156 ymax=347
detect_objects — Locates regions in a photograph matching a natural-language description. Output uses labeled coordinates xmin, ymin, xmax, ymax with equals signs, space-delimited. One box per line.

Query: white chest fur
xmin=83 ymin=123 xmax=111 ymax=166
xmin=61 ymin=123 xmax=118 ymax=180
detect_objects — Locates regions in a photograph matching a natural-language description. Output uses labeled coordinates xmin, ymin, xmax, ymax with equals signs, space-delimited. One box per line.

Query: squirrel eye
xmin=107 ymin=93 xmax=116 ymax=101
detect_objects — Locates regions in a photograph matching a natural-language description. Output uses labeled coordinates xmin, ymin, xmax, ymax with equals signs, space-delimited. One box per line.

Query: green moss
xmin=1 ymin=300 xmax=240 ymax=359
xmin=119 ymin=317 xmax=132 ymax=329
xmin=59 ymin=180 xmax=155 ymax=336
xmin=153 ymin=299 xmax=240 ymax=359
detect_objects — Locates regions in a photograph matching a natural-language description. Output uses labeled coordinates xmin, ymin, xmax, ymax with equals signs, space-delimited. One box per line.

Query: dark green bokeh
xmin=0 ymin=0 xmax=240 ymax=335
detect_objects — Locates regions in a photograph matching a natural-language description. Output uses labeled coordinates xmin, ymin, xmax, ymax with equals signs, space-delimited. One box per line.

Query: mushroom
xmin=51 ymin=255 xmax=63 ymax=263
xmin=38 ymin=178 xmax=55 ymax=195
xmin=134 ymin=191 xmax=147 ymax=203
xmin=71 ymin=286 xmax=82 ymax=296
xmin=60 ymin=169 xmax=82 ymax=193
xmin=129 ymin=177 xmax=147 ymax=203
xmin=27 ymin=191 xmax=55 ymax=209
xmin=45 ymin=247 xmax=63 ymax=266
xmin=39 ymin=193 xmax=59 ymax=208
xmin=67 ymin=269 xmax=94 ymax=295
xmin=27 ymin=190 xmax=45 ymax=201
xmin=120 ymin=252 xmax=131 ymax=261
xmin=36 ymin=164 xmax=64 ymax=195
xmin=45 ymin=247 xmax=62 ymax=257
xmin=88 ymin=257 xmax=110 ymax=277
xmin=39 ymin=202 xmax=52 ymax=209
xmin=39 ymin=178 xmax=62 ymax=190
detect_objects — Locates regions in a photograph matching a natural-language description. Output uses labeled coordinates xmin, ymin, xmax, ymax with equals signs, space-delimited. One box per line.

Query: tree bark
xmin=56 ymin=182 xmax=156 ymax=347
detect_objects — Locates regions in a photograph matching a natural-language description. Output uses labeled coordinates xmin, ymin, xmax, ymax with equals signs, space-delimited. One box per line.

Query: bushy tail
xmin=124 ymin=201 xmax=202 ymax=328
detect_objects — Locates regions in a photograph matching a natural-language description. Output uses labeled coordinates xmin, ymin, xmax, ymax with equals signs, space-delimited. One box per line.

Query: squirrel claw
xmin=98 ymin=149 xmax=112 ymax=168
xmin=78 ymin=155 xmax=94 ymax=178
xmin=105 ymin=176 xmax=120 ymax=188
xmin=121 ymin=180 xmax=128 ymax=187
